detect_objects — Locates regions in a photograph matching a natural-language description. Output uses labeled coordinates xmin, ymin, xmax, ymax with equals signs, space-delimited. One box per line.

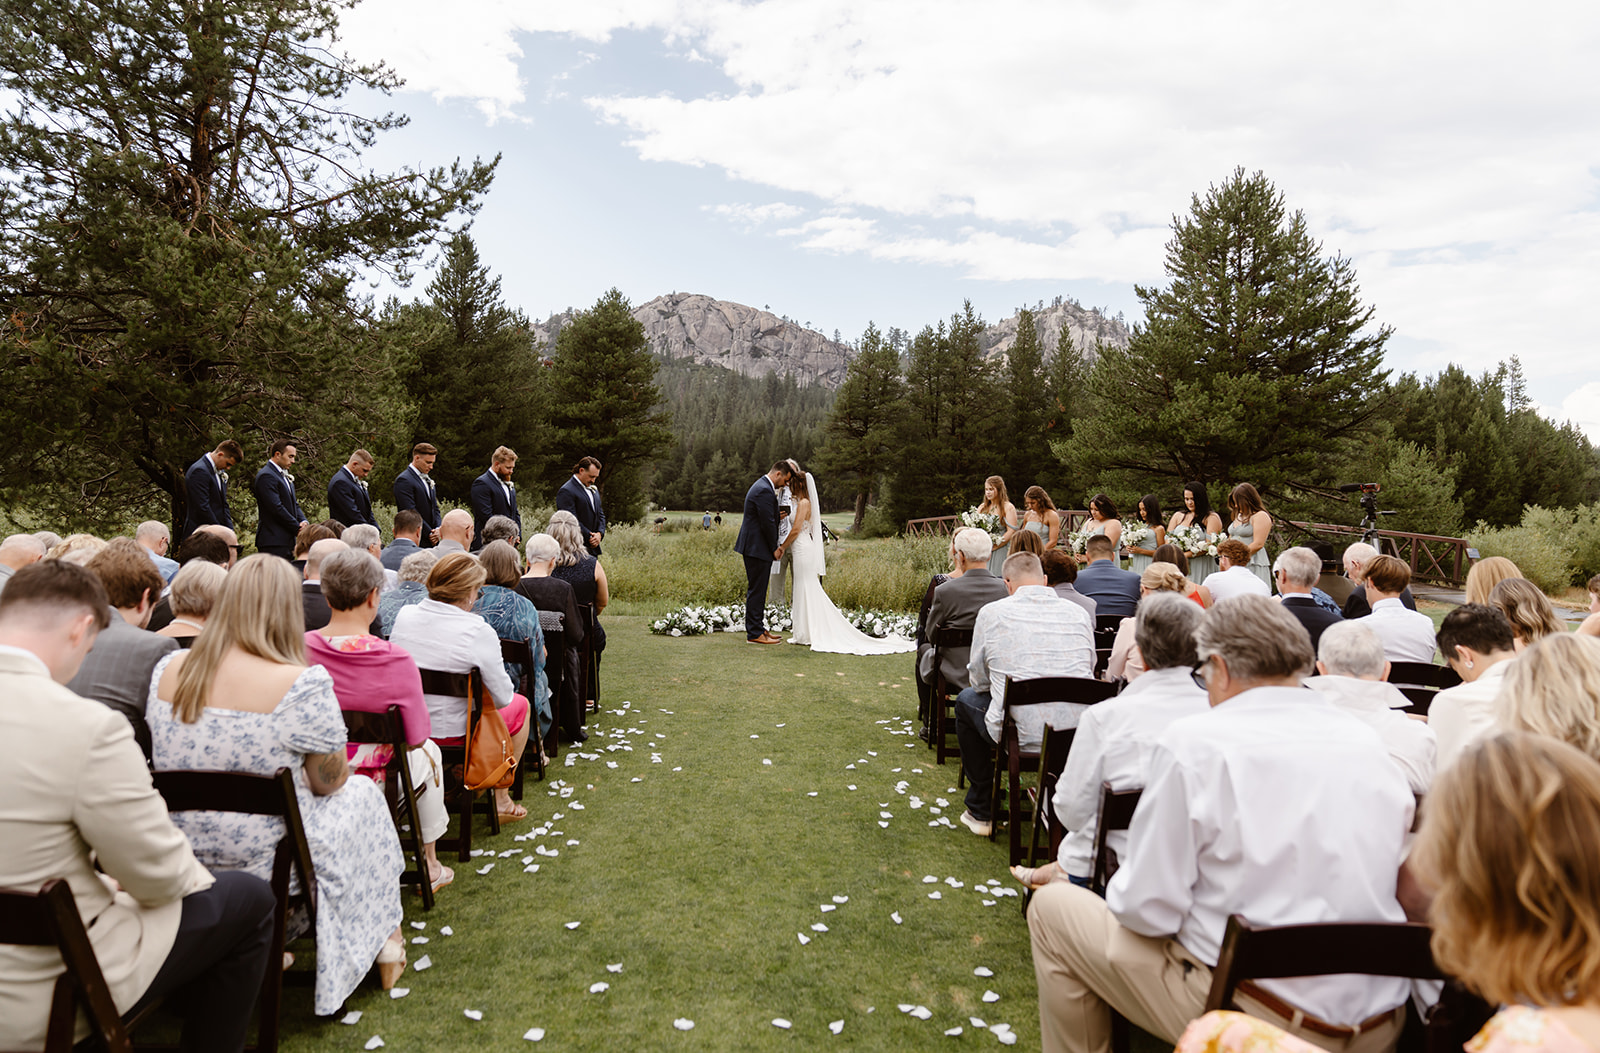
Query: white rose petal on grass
xmin=946 ymin=1027 xmax=964 ymax=1036
xmin=811 ymin=922 xmax=829 ymax=932
xmin=340 ymin=1010 xmax=363 ymax=1025
xmin=565 ymin=921 xmax=581 ymax=930
xmin=845 ymin=763 xmax=855 ymax=770
xmin=763 ymin=759 xmax=772 ymax=766
xmin=476 ymin=863 xmax=494 ymax=875
xmin=807 ymin=791 xmax=818 ymax=797
xmin=589 ymin=982 xmax=609 ymax=994
xmin=464 ymin=1009 xmax=484 ymax=1021
xmin=606 ymin=761 xmax=618 ymax=769
xmin=820 ymin=904 xmax=836 ymax=912
xmin=911 ymin=1006 xmax=933 ymax=1020
xmin=797 ymin=933 xmax=811 ymax=945
xmin=982 ymin=990 xmax=1000 ymax=1003
xmin=411 ymin=936 xmax=429 ymax=944
xmin=974 ymin=966 xmax=994 ymax=977
xmin=674 ymin=1018 xmax=695 ymax=1031
xmin=923 ymin=875 xmax=939 ymax=883
xmin=773 ymin=1018 xmax=792 ymax=1029
xmin=928 ymin=891 xmax=942 ymax=899
xmin=833 ymin=895 xmax=849 ymax=903
xmin=899 ymin=1005 xmax=915 ymax=1013
xmin=410 ymin=921 xmax=426 ymax=930
xmin=364 ymin=1036 xmax=384 ymax=1050
xmin=388 ymin=987 xmax=409 ymax=999
xmin=524 ymin=864 xmax=540 ymax=874
xmin=632 ymin=777 xmax=643 ymax=783
xmin=878 ymin=821 xmax=889 ymax=828
xmin=524 ymin=1027 xmax=546 ymax=1041
xmin=776 ymin=722 xmax=786 ymax=727
xmin=983 ymin=899 xmax=996 ymax=906
xmin=440 ymin=926 xmax=453 ymax=936
xmin=880 ymin=811 xmax=893 ymax=819
xmin=847 ymin=785 xmax=857 ymax=791
xmin=971 ymin=1017 xmax=987 ymax=1028
xmin=413 ymin=955 xmax=432 ymax=971
xmin=830 ymin=1020 xmax=845 ymax=1034
xmin=673 ymin=766 xmax=683 ymax=772
xmin=997 ymin=1030 xmax=1019 ymax=1045
xmin=891 ymin=911 xmax=903 ymax=924
xmin=607 ymin=963 xmax=623 ymax=973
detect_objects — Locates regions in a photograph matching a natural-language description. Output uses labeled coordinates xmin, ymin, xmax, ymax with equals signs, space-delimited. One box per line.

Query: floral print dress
xmin=147 ymin=657 xmax=403 ymax=1015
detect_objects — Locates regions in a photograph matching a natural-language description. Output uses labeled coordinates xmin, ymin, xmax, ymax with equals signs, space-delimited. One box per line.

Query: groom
xmin=735 ymin=460 xmax=794 ymax=644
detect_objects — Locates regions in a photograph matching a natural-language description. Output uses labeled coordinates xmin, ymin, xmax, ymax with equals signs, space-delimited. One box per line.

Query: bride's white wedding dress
xmin=786 ymin=476 xmax=915 ymax=656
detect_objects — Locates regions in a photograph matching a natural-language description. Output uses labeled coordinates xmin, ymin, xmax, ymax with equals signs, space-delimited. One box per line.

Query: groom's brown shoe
xmin=748 ymin=634 xmax=780 ymax=645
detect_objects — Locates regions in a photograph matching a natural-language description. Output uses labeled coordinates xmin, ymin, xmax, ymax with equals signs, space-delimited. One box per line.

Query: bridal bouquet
xmin=1201 ymin=532 xmax=1226 ymax=558
xmin=1120 ymin=519 xmax=1153 ymax=549
xmin=1063 ymin=528 xmax=1093 ymax=555
xmin=960 ymin=506 xmax=1004 ymax=545
xmin=1168 ymin=524 xmax=1209 ymax=555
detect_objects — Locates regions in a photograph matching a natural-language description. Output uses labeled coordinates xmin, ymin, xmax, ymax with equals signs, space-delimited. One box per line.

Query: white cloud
xmin=706 ymin=201 xmax=806 ymax=229
xmin=340 ymin=0 xmax=1600 ymax=408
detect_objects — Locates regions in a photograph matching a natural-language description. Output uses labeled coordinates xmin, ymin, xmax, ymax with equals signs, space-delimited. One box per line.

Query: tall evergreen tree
xmin=0 ymin=0 xmax=494 ymax=529
xmin=1000 ymin=308 xmax=1053 ymax=497
xmin=1041 ymin=326 xmax=1087 ymax=503
xmin=814 ymin=322 xmax=905 ymax=531
xmin=545 ymin=289 xmax=672 ymax=523
xmin=1066 ymin=168 xmax=1391 ymax=499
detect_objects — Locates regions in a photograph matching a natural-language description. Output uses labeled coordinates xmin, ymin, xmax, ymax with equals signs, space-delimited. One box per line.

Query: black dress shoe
xmin=568 ymin=728 xmax=589 ymax=744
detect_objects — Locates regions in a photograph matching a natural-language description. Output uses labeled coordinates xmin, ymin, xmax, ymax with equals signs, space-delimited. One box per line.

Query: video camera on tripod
xmin=1340 ymin=483 xmax=1397 ymax=544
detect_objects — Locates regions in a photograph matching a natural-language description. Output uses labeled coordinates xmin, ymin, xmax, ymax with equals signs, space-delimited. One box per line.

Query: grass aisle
xmin=279 ymin=617 xmax=1041 ymax=1050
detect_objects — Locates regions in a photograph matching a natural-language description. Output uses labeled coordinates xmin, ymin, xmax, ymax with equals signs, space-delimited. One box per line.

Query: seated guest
xmin=548 ymin=510 xmax=608 ymax=705
xmin=0 ymin=532 xmax=48 ymax=598
xmin=1360 ymin=555 xmax=1438 ymax=662
xmin=1307 ymin=620 xmax=1436 ymax=792
xmin=1105 ymin=563 xmax=1191 ymax=682
xmin=31 ymin=529 xmax=63 ymax=555
xmin=1152 ymin=543 xmax=1208 ymax=607
xmin=1009 ymin=528 xmax=1045 ymax=557
xmin=1014 ymin=594 xmax=1207 ymax=888
xmin=389 ymin=553 xmax=531 ymax=823
xmin=1200 ymin=538 xmax=1271 ymax=603
xmin=1027 ymin=594 xmax=1413 ymax=1053
xmin=135 ymin=520 xmax=181 ymax=583
xmin=1273 ymin=546 xmax=1343 ymax=649
xmin=1407 ymin=733 xmax=1600 ymax=1053
xmin=156 ymin=560 xmax=227 ymax=646
xmin=480 ymin=514 xmax=520 ymax=551
xmin=149 ymin=530 xmax=233 ymax=631
xmin=1497 ymin=634 xmax=1600 ymax=762
xmin=1580 ymin=573 xmax=1600 ymax=639
xmin=193 ymin=523 xmax=240 ymax=568
xmin=317 ymin=518 xmax=345 ymax=538
xmin=1075 ymin=534 xmax=1141 ymax=619
xmin=342 ymin=523 xmax=397 ymax=592
xmin=434 ymin=509 xmax=474 ymax=555
xmin=379 ymin=550 xmax=438 ymax=637
xmin=0 ymin=560 xmax=275 ymax=1053
xmin=1341 ymin=541 xmax=1418 ymax=617
xmin=1463 ymin=554 xmax=1521 ymax=607
xmin=300 ymin=536 xmax=347 ymax=632
xmin=305 ymin=547 xmax=453 ymax=893
xmin=65 ymin=538 xmax=179 ymax=758
xmin=914 ymin=531 xmax=967 ymax=729
xmin=1430 ymin=603 xmax=1519 ymax=772
xmin=381 ymin=509 xmax=424 ymax=571
xmin=516 ymin=533 xmax=586 ymax=747
xmin=920 ymin=528 xmax=1010 ymax=735
xmin=148 ymin=555 xmax=407 ymax=1013
xmin=472 ymin=540 xmax=550 ymax=743
xmin=1490 ymin=577 xmax=1565 ymax=651
xmin=290 ymin=522 xmax=335 ymax=576
xmin=48 ymin=532 xmax=107 ymax=566
xmin=1043 ymin=548 xmax=1097 ymax=619
xmin=954 ymin=552 xmax=1095 ymax=837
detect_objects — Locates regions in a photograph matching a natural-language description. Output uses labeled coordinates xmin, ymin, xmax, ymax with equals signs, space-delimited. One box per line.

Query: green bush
xmin=1569 ymin=503 xmax=1600 ymax=583
xmin=1466 ymin=511 xmax=1575 ymax=594
xmin=853 ymin=503 xmax=900 ymax=539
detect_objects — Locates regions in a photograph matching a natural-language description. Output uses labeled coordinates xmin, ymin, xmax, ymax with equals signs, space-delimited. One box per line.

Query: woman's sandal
xmin=430 ymin=864 xmax=455 ymax=893
xmin=497 ymin=801 xmax=528 ymax=823
xmin=377 ymin=935 xmax=407 ymax=990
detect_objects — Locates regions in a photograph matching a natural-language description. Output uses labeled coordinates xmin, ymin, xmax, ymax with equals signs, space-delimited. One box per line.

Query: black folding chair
xmin=929 ymin=626 xmax=975 ymax=769
xmin=501 ymin=637 xmax=545 ymax=796
xmin=576 ymin=603 xmax=599 ymax=717
xmin=341 ymin=705 xmax=434 ymax=911
xmin=418 ymin=667 xmax=500 ymax=861
xmin=0 ymin=879 xmax=133 ymax=1052
xmin=1093 ymin=615 xmax=1122 ymax=678
xmin=1023 ymin=722 xmax=1075 ymax=869
xmin=1090 ymin=783 xmax=1143 ymax=896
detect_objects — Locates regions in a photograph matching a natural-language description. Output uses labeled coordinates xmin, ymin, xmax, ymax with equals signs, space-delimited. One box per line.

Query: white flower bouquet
xmin=961 ymin=506 xmax=1005 ymax=545
xmin=1168 ymin=524 xmax=1208 ymax=555
xmin=1120 ymin=519 xmax=1153 ymax=549
xmin=1064 ymin=528 xmax=1093 ymax=555
xmin=651 ymin=602 xmax=909 ymax=639
xmin=1203 ymin=532 xmax=1227 ymax=558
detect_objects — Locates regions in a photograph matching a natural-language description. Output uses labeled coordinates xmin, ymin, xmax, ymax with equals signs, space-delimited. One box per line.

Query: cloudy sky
xmin=338 ymin=0 xmax=1600 ymax=435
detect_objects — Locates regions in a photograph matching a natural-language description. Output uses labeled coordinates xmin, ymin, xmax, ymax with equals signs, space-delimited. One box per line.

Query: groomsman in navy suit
xmin=469 ymin=446 xmax=521 ymax=551
xmin=252 ymin=439 xmax=308 ymax=560
xmin=181 ymin=439 xmax=242 ymax=540
xmin=393 ymin=442 xmax=442 ymax=547
xmin=326 ymin=449 xmax=377 ymax=527
xmin=556 ymin=456 xmax=606 ymax=557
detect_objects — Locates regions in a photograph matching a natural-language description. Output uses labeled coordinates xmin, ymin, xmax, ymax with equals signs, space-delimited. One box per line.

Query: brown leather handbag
xmin=464 ymin=677 xmax=517 ymax=791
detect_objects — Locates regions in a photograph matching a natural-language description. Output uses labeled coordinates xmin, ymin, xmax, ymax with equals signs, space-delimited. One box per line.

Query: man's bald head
xmin=440 ymin=508 xmax=473 ymax=546
xmin=195 ymin=523 xmax=240 ymax=567
xmin=0 ymin=534 xmax=47 ymax=571
xmin=304 ymin=537 xmax=346 ymax=581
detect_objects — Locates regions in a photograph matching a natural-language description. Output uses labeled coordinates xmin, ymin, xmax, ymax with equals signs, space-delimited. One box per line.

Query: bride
xmin=786 ymin=471 xmax=915 ymax=655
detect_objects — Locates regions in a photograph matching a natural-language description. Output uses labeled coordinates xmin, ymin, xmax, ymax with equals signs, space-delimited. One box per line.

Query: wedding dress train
xmin=786 ymin=477 xmax=914 ymax=656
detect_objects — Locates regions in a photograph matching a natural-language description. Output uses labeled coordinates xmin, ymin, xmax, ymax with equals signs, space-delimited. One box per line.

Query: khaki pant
xmin=1028 ymin=883 xmax=1403 ymax=1053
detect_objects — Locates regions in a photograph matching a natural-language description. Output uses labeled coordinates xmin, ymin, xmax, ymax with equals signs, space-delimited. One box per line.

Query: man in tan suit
xmin=0 ymin=561 xmax=276 ymax=1051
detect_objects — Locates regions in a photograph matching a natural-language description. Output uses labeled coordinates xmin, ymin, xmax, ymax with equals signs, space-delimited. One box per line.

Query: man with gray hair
xmin=1020 ymin=593 xmax=1208 ymax=888
xmin=918 ymin=527 xmax=1010 ymax=739
xmin=1340 ymin=541 xmax=1416 ymax=618
xmin=0 ymin=533 xmax=48 ymax=598
xmin=480 ymin=515 xmax=520 ymax=550
xmin=1026 ymin=595 xmax=1414 ymax=1053
xmin=378 ymin=550 xmax=438 ymax=637
xmin=135 ymin=521 xmax=181 ymax=583
xmin=342 ymin=523 xmax=397 ymax=593
xmin=1273 ymin=546 xmax=1342 ymax=649
xmin=954 ymin=550 xmax=1094 ymax=837
xmin=1307 ymin=620 xmax=1435 ymax=792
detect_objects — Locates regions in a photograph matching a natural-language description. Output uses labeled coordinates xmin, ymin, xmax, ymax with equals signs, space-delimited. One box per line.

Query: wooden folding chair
xmin=538 ymin=615 xmax=569 ymax=751
xmin=1090 ymin=783 xmax=1143 ymax=896
xmin=1023 ymin=722 xmax=1075 ymax=869
xmin=990 ymin=676 xmax=1118 ymax=865
xmin=576 ymin=603 xmax=599 ymax=717
xmin=929 ymin=625 xmax=974 ymax=768
xmin=0 ymin=879 xmax=133 ymax=1052
xmin=501 ymin=637 xmax=544 ymax=798
xmin=1093 ymin=615 xmax=1122 ymax=678
xmin=151 ymin=767 xmax=313 ymax=1053
xmin=341 ymin=705 xmax=433 ymax=911
xmin=417 ymin=667 xmax=500 ymax=862
xmin=1386 ymin=661 xmax=1461 ymax=691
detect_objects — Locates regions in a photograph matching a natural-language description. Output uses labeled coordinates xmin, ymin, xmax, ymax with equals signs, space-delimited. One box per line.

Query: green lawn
xmin=271 ymin=618 xmax=1044 ymax=1050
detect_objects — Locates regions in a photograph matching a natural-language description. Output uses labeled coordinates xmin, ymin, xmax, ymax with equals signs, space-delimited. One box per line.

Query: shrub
xmin=853 ymin=503 xmax=900 ymax=539
xmin=1466 ymin=511 xmax=1575 ymax=594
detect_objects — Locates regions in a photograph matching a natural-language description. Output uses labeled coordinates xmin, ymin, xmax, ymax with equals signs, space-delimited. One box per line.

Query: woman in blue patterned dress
xmin=149 ymin=555 xmax=406 ymax=1013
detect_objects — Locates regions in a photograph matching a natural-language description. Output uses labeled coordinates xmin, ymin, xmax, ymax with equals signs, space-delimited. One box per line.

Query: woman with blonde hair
xmin=47 ymin=533 xmax=106 ymax=566
xmin=1465 ymin=555 xmax=1521 ymax=606
xmin=147 ymin=555 xmax=407 ymax=1009
xmin=1226 ymin=482 xmax=1273 ymax=587
xmin=1153 ymin=542 xmax=1209 ymax=607
xmin=1491 ymin=577 xmax=1566 ymax=650
xmin=1020 ymin=486 xmax=1062 ymax=550
xmin=977 ymin=476 xmax=1020 ymax=575
xmin=1105 ymin=562 xmax=1191 ymax=681
xmin=156 ymin=560 xmax=228 ymax=645
xmin=1497 ymin=634 xmax=1600 ymax=761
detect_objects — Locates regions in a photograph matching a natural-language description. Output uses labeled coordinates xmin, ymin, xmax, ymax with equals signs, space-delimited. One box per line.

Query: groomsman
xmin=393 ymin=442 xmax=442 ymax=547
xmin=469 ymin=446 xmax=521 ymax=551
xmin=252 ymin=439 xmax=308 ymax=560
xmin=181 ymin=439 xmax=242 ymax=539
xmin=556 ymin=456 xmax=606 ymax=557
xmin=327 ymin=449 xmax=377 ymax=527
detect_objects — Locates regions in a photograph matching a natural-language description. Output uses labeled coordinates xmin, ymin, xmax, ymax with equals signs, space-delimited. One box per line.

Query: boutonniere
xmin=285 ymin=473 xmax=295 ymax=486
xmin=359 ymin=480 xmax=369 ymax=491
xmin=218 ymin=471 xmax=229 ymax=487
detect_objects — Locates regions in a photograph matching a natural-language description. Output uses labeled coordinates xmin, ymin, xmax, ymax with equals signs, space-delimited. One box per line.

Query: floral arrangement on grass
xmin=1120 ymin=519 xmax=1154 ymax=549
xmin=650 ymin=603 xmax=915 ymax=639
xmin=960 ymin=506 xmax=1005 ymax=545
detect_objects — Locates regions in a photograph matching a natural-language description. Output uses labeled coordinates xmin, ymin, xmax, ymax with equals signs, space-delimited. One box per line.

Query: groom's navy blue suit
xmin=734 ymin=474 xmax=781 ymax=640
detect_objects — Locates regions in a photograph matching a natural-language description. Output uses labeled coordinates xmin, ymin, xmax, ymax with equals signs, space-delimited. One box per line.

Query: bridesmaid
xmin=1082 ymin=494 xmax=1122 ymax=565
xmin=977 ymin=476 xmax=1019 ymax=576
xmin=1169 ymin=481 xmax=1224 ymax=583
xmin=1227 ymin=482 xmax=1274 ymax=588
xmin=1125 ymin=494 xmax=1166 ymax=576
xmin=1021 ymin=486 xmax=1062 ymax=550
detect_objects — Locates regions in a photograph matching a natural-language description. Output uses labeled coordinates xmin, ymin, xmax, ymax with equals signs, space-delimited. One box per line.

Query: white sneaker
xmin=959 ymin=810 xmax=992 ymax=836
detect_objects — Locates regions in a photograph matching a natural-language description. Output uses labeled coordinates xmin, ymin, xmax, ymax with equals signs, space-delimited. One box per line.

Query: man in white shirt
xmin=1308 ymin=620 xmax=1436 ymax=793
xmin=1428 ymin=604 xmax=1519 ymax=772
xmin=1358 ymin=555 xmax=1437 ymax=663
xmin=1200 ymin=538 xmax=1271 ymax=603
xmin=954 ymin=552 xmax=1094 ymax=837
xmin=1027 ymin=595 xmax=1413 ymax=1053
xmin=1046 ymin=594 xmax=1209 ymax=884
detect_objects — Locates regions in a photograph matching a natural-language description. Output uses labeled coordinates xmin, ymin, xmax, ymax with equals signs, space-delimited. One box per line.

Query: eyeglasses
xmin=1191 ymin=653 xmax=1218 ymax=689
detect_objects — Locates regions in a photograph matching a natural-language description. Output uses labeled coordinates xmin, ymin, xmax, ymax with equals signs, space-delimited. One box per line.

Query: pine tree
xmin=1041 ymin=326 xmax=1087 ymax=502
xmin=0 ymin=0 xmax=494 ymax=529
xmin=813 ymin=322 xmax=905 ymax=531
xmin=544 ymin=289 xmax=673 ymax=523
xmin=1000 ymin=308 xmax=1052 ymax=496
xmin=1066 ymin=168 xmax=1391 ymax=499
